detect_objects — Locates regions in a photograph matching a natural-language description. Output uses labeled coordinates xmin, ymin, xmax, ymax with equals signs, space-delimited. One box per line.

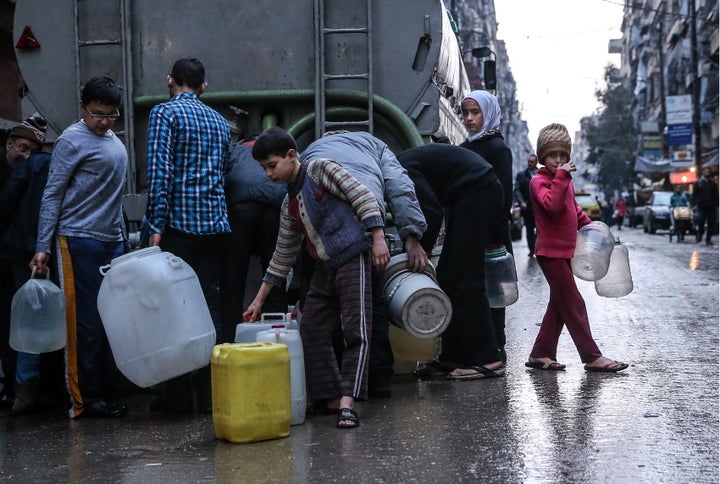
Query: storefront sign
xmin=667 ymin=123 xmax=693 ymax=146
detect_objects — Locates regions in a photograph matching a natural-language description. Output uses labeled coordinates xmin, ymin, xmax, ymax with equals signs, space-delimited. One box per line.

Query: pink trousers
xmin=530 ymin=256 xmax=602 ymax=363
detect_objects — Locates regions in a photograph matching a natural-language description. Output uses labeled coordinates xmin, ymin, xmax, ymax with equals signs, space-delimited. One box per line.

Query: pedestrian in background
xmin=30 ymin=76 xmax=130 ymax=417
xmin=399 ymin=144 xmax=506 ymax=380
xmin=600 ymin=198 xmax=614 ymax=225
xmin=613 ymin=195 xmax=627 ymax=230
xmin=460 ymin=90 xmax=513 ymax=364
xmin=244 ymin=127 xmax=390 ymax=429
xmin=144 ymin=57 xmax=232 ymax=413
xmin=526 ymin=123 xmax=628 ymax=373
xmin=221 ymin=141 xmax=287 ymax=344
xmin=693 ymin=167 xmax=719 ymax=245
xmin=299 ymin=130 xmax=428 ymax=398
xmin=670 ymin=185 xmax=690 ymax=208
xmin=514 ymin=153 xmax=538 ymax=256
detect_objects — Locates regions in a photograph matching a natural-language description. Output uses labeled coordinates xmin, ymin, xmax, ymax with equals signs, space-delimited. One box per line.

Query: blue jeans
xmin=15 ymin=352 xmax=40 ymax=383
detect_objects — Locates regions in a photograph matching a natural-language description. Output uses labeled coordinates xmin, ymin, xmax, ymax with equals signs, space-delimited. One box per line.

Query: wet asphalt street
xmin=0 ymin=226 xmax=718 ymax=483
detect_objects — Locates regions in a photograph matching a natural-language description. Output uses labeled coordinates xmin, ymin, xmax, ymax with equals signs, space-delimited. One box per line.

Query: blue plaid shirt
xmin=145 ymin=91 xmax=231 ymax=235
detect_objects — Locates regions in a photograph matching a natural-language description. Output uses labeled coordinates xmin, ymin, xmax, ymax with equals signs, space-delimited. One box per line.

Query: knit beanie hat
xmin=536 ymin=123 xmax=571 ymax=163
xmin=9 ymin=113 xmax=47 ymax=146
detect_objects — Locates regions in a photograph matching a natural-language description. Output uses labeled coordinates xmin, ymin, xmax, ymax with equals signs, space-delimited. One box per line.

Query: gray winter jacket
xmin=299 ymin=132 xmax=427 ymax=242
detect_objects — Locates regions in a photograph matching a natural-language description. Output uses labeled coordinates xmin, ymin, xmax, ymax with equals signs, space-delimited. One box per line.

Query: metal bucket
xmin=382 ymin=254 xmax=452 ymax=339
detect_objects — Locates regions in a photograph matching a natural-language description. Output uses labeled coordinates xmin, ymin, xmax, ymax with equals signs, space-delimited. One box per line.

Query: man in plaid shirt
xmin=144 ymin=57 xmax=231 ymax=414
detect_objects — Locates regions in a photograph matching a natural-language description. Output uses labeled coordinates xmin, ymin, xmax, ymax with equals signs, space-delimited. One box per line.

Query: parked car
xmin=574 ymin=191 xmax=602 ymax=221
xmin=642 ymin=191 xmax=672 ymax=234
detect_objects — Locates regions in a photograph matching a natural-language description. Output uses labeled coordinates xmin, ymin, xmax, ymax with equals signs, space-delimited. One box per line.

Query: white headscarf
xmin=462 ymin=90 xmax=502 ymax=142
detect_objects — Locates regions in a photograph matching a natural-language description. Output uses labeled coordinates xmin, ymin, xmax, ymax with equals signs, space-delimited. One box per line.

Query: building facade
xmin=448 ymin=0 xmax=533 ymax=175
xmin=614 ymin=0 xmax=718 ymax=182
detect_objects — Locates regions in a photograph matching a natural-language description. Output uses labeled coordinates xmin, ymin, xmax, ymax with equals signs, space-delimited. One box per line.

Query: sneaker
xmin=82 ymin=400 xmax=128 ymax=418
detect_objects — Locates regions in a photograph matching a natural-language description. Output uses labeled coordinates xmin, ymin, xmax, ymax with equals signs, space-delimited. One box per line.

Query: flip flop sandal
xmin=336 ymin=408 xmax=359 ymax=429
xmin=413 ymin=360 xmax=455 ymax=380
xmin=525 ymin=360 xmax=566 ymax=371
xmin=584 ymin=361 xmax=629 ymax=373
xmin=447 ymin=365 xmax=505 ymax=381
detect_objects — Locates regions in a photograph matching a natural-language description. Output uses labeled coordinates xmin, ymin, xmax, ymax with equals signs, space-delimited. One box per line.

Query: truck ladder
xmin=73 ymin=0 xmax=136 ymax=194
xmin=313 ymin=0 xmax=374 ymax=139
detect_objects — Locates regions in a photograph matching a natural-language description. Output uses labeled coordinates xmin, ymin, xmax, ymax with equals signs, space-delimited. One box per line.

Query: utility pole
xmin=657 ymin=21 xmax=667 ymax=129
xmin=657 ymin=20 xmax=668 ymax=158
xmin=690 ymin=0 xmax=703 ymax=172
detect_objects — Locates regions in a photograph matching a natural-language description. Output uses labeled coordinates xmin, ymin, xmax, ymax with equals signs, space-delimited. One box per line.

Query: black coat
xmin=693 ymin=176 xmax=719 ymax=209
xmin=460 ymin=132 xmax=513 ymax=215
xmin=513 ymin=168 xmax=534 ymax=217
xmin=0 ymin=152 xmax=51 ymax=254
xmin=397 ymin=143 xmax=498 ymax=252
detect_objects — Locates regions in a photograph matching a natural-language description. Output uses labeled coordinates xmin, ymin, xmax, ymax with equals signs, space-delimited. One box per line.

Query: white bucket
xmin=255 ymin=328 xmax=306 ymax=426
xmin=97 ymin=246 xmax=216 ymax=388
xmin=382 ymin=254 xmax=452 ymax=339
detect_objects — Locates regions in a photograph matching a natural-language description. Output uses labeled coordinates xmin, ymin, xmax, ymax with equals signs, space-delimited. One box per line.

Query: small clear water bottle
xmin=485 ymin=247 xmax=519 ymax=308
xmin=595 ymin=238 xmax=633 ymax=298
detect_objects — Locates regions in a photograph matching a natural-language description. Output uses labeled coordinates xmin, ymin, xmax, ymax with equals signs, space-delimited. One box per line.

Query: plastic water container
xmin=571 ymin=221 xmax=615 ymax=281
xmin=235 ymin=313 xmax=298 ymax=343
xmin=484 ymin=248 xmax=519 ymax=308
xmin=9 ymin=272 xmax=67 ymax=354
xmin=429 ymin=246 xmax=442 ymax=267
xmin=382 ymin=253 xmax=452 ymax=339
xmin=97 ymin=246 xmax=216 ymax=388
xmin=212 ymin=342 xmax=291 ymax=443
xmin=255 ymin=328 xmax=306 ymax=426
xmin=595 ymin=238 xmax=633 ymax=298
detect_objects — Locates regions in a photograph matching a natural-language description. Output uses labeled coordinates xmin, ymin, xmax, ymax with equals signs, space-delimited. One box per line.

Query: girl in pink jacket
xmin=525 ymin=123 xmax=628 ymax=373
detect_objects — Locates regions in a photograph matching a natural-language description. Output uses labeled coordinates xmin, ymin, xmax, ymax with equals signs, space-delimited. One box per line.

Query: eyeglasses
xmin=84 ymin=106 xmax=120 ymax=121
xmin=8 ymin=137 xmax=33 ymax=155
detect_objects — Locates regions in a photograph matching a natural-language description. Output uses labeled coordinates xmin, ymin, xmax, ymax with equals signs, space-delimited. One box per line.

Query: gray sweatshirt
xmin=36 ymin=121 xmax=127 ymax=254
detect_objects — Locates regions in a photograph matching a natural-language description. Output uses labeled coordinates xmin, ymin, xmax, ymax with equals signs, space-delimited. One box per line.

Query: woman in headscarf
xmin=460 ymin=90 xmax=514 ymax=365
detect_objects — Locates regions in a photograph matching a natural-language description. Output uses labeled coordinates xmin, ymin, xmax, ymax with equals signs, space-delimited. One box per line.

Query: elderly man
xmin=0 ymin=114 xmax=50 ymax=411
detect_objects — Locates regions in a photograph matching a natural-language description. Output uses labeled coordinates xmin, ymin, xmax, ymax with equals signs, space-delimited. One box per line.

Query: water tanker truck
xmin=13 ymin=0 xmax=474 ymax=219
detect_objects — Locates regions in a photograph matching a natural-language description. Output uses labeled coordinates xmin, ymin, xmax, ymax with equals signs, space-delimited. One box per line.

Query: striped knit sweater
xmin=263 ymin=158 xmax=384 ymax=286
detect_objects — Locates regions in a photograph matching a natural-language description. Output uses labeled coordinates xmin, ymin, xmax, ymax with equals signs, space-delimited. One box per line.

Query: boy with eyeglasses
xmin=30 ymin=76 xmax=130 ymax=418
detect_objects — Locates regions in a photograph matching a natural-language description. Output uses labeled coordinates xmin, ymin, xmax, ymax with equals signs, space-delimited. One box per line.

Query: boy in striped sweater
xmin=244 ymin=127 xmax=390 ymax=429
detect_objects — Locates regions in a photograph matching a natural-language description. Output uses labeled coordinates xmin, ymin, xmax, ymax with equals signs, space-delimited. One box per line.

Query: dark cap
xmin=9 ymin=113 xmax=47 ymax=146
